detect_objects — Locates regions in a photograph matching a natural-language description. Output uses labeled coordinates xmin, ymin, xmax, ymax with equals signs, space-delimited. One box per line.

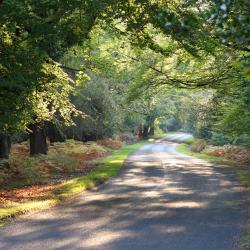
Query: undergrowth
xmin=177 ymin=143 xmax=224 ymax=161
xmin=0 ymin=141 xmax=146 ymax=227
xmin=0 ymin=140 xmax=110 ymax=188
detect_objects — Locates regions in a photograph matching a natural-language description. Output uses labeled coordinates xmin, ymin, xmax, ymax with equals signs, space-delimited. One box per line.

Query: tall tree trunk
xmin=148 ymin=125 xmax=155 ymax=136
xmin=148 ymin=118 xmax=155 ymax=136
xmin=0 ymin=133 xmax=11 ymax=159
xmin=29 ymin=123 xmax=47 ymax=156
xmin=138 ymin=124 xmax=143 ymax=138
xmin=46 ymin=122 xmax=65 ymax=144
xmin=142 ymin=124 xmax=149 ymax=138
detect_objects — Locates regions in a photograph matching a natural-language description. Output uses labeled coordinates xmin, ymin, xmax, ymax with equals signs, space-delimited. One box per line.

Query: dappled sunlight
xmin=165 ymin=201 xmax=209 ymax=209
xmin=162 ymin=188 xmax=195 ymax=195
xmin=149 ymin=225 xmax=186 ymax=234
xmin=84 ymin=230 xmax=136 ymax=248
xmin=0 ymin=139 xmax=247 ymax=250
xmin=109 ymin=160 xmax=123 ymax=164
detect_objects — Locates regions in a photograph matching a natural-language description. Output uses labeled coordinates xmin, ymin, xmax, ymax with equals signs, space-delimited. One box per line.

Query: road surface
xmin=0 ymin=133 xmax=248 ymax=249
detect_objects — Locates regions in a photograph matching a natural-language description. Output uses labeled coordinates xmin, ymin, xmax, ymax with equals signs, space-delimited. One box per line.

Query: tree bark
xmin=0 ymin=133 xmax=11 ymax=159
xmin=138 ymin=124 xmax=144 ymax=138
xmin=149 ymin=125 xmax=155 ymax=136
xmin=46 ymin=122 xmax=66 ymax=144
xmin=29 ymin=123 xmax=48 ymax=156
xmin=148 ymin=117 xmax=155 ymax=136
xmin=142 ymin=124 xmax=149 ymax=138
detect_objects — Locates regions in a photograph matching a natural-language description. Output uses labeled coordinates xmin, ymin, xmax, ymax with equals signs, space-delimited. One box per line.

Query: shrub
xmin=2 ymin=140 xmax=110 ymax=187
xmin=234 ymin=134 xmax=250 ymax=147
xmin=204 ymin=145 xmax=250 ymax=163
xmin=209 ymin=132 xmax=231 ymax=146
xmin=0 ymin=160 xmax=10 ymax=184
xmin=119 ymin=132 xmax=135 ymax=143
xmin=46 ymin=154 xmax=78 ymax=172
xmin=190 ymin=139 xmax=207 ymax=152
xmin=203 ymin=146 xmax=226 ymax=157
xmin=17 ymin=158 xmax=42 ymax=184
xmin=97 ymin=138 xmax=122 ymax=149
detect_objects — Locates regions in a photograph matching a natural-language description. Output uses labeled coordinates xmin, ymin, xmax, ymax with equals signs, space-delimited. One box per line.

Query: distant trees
xmin=0 ymin=0 xmax=249 ymax=158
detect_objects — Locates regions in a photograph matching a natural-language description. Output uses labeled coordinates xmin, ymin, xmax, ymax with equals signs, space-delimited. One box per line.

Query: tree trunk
xmin=142 ymin=124 xmax=149 ymax=138
xmin=0 ymin=133 xmax=11 ymax=159
xmin=29 ymin=123 xmax=48 ymax=156
xmin=148 ymin=125 xmax=155 ymax=136
xmin=138 ymin=124 xmax=144 ymax=138
xmin=148 ymin=117 xmax=155 ymax=136
xmin=46 ymin=122 xmax=66 ymax=144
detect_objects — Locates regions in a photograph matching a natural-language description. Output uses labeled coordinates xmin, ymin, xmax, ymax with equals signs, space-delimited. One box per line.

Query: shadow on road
xmin=0 ymin=139 xmax=248 ymax=250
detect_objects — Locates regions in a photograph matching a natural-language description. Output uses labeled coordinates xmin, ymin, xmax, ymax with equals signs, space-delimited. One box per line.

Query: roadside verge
xmin=176 ymin=142 xmax=250 ymax=250
xmin=0 ymin=141 xmax=146 ymax=227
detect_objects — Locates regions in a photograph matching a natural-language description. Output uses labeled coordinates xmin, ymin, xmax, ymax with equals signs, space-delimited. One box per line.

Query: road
xmin=0 ymin=133 xmax=248 ymax=250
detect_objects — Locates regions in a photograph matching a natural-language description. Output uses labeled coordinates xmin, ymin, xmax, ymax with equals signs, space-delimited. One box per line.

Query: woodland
xmin=0 ymin=0 xmax=250 ymax=212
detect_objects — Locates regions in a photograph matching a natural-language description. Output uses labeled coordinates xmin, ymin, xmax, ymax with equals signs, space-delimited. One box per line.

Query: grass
xmin=0 ymin=141 xmax=147 ymax=227
xmin=183 ymin=135 xmax=194 ymax=144
xmin=154 ymin=130 xmax=167 ymax=138
xmin=239 ymin=170 xmax=250 ymax=186
xmin=164 ymin=131 xmax=179 ymax=137
xmin=177 ymin=143 xmax=224 ymax=161
xmin=1 ymin=140 xmax=110 ymax=189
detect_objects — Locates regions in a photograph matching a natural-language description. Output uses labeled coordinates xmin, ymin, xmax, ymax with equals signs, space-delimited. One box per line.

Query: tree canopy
xmin=0 ymin=0 xmax=249 ymax=157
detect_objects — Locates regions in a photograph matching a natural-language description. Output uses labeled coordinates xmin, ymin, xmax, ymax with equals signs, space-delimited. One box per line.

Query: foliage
xmin=0 ymin=141 xmax=146 ymax=226
xmin=190 ymin=139 xmax=207 ymax=153
xmin=97 ymin=139 xmax=123 ymax=150
xmin=0 ymin=140 xmax=109 ymax=187
xmin=209 ymin=132 xmax=231 ymax=146
xmin=1 ymin=0 xmax=249 ymax=143
xmin=0 ymin=0 xmax=113 ymax=133
xmin=204 ymin=145 xmax=250 ymax=163
xmin=217 ymin=85 xmax=250 ymax=140
xmin=177 ymin=143 xmax=224 ymax=162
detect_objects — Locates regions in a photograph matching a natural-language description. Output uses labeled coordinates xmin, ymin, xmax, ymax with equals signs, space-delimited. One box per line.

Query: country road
xmin=0 ymin=133 xmax=248 ymax=250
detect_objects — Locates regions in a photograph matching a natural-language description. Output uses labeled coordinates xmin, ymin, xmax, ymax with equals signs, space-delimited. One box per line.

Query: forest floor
xmin=0 ymin=139 xmax=146 ymax=226
xmin=1 ymin=140 xmax=113 ymax=201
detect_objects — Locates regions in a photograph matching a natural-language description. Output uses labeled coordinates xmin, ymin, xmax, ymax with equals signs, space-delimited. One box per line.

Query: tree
xmin=217 ymin=84 xmax=250 ymax=143
xmin=1 ymin=0 xmax=249 ymax=157
xmin=0 ymin=0 xmax=102 ymax=156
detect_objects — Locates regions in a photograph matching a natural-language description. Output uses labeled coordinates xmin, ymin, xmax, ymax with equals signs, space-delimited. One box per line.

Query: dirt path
xmin=0 ymin=134 xmax=248 ymax=249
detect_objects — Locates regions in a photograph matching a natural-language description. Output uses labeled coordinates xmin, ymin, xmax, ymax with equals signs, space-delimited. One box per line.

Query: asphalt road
xmin=0 ymin=133 xmax=248 ymax=250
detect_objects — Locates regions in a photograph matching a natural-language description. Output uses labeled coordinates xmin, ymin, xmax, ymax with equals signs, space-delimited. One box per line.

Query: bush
xmin=119 ymin=132 xmax=135 ymax=143
xmin=234 ymin=134 xmax=250 ymax=147
xmin=190 ymin=139 xmax=207 ymax=152
xmin=193 ymin=126 xmax=212 ymax=139
xmin=0 ymin=160 xmax=10 ymax=184
xmin=204 ymin=145 xmax=250 ymax=163
xmin=97 ymin=138 xmax=122 ymax=149
xmin=16 ymin=158 xmax=42 ymax=184
xmin=1 ymin=140 xmax=110 ymax=188
xmin=209 ymin=132 xmax=231 ymax=146
xmin=203 ymin=146 xmax=226 ymax=157
xmin=46 ymin=154 xmax=78 ymax=172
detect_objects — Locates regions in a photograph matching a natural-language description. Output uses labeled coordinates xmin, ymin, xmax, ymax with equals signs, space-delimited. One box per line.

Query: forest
xmin=1 ymin=0 xmax=249 ymax=155
xmin=0 ymin=0 xmax=250 ymax=240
